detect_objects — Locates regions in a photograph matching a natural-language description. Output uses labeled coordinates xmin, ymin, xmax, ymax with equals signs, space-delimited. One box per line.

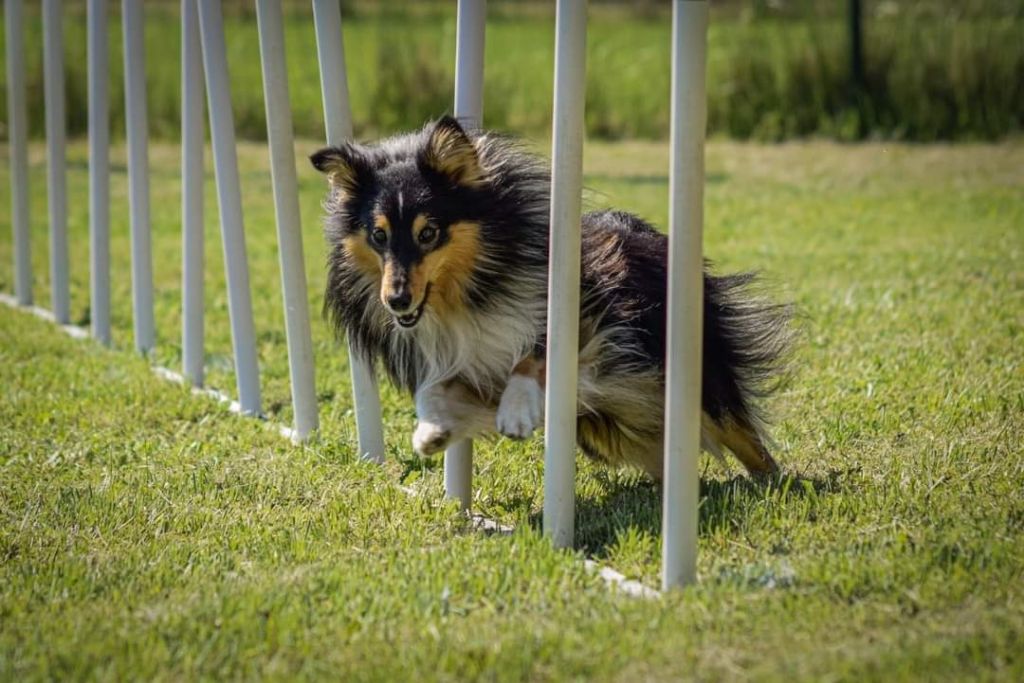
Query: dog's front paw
xmin=496 ymin=375 xmax=544 ymax=440
xmin=413 ymin=421 xmax=451 ymax=455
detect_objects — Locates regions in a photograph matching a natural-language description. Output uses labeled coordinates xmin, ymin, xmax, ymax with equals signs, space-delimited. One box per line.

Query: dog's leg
xmin=497 ymin=357 xmax=546 ymax=439
xmin=704 ymin=416 xmax=779 ymax=476
xmin=412 ymin=381 xmax=454 ymax=455
xmin=413 ymin=380 xmax=496 ymax=456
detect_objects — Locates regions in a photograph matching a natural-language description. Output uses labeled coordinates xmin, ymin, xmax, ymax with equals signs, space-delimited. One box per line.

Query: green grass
xmin=1 ymin=137 xmax=1023 ymax=680
xmin=1 ymin=1 xmax=1022 ymax=142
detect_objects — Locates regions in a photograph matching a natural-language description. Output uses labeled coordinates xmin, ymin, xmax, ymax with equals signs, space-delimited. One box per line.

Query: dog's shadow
xmin=526 ymin=467 xmax=850 ymax=558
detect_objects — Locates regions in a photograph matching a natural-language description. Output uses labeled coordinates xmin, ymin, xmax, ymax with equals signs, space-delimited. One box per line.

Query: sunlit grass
xmin=0 ymin=138 xmax=1022 ymax=680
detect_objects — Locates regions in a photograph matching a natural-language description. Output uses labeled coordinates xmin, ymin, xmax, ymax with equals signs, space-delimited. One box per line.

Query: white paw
xmin=412 ymin=420 xmax=451 ymax=456
xmin=496 ymin=375 xmax=544 ymax=440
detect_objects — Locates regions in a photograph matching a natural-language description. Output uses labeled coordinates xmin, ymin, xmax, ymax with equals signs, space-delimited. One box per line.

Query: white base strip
xmin=1 ymin=293 xmax=659 ymax=598
xmin=584 ymin=559 xmax=660 ymax=599
xmin=1 ymin=293 xmax=89 ymax=339
xmin=149 ymin=365 xmax=292 ymax=440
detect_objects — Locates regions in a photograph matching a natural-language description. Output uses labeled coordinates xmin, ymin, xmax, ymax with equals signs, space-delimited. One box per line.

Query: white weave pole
xmin=181 ymin=0 xmax=204 ymax=387
xmin=43 ymin=0 xmax=70 ymax=324
xmin=256 ymin=0 xmax=319 ymax=442
xmin=4 ymin=0 xmax=31 ymax=306
xmin=543 ymin=0 xmax=588 ymax=549
xmin=662 ymin=0 xmax=709 ymax=590
xmin=197 ymin=0 xmax=262 ymax=416
xmin=88 ymin=0 xmax=111 ymax=345
xmin=312 ymin=0 xmax=386 ymax=462
xmin=122 ymin=0 xmax=155 ymax=353
xmin=453 ymin=0 xmax=485 ymax=129
xmin=444 ymin=0 xmax=486 ymax=512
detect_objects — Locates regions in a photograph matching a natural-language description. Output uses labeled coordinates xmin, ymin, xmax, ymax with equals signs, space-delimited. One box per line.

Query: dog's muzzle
xmin=393 ymin=284 xmax=431 ymax=329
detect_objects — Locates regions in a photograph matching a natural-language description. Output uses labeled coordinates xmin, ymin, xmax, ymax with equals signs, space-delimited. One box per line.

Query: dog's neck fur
xmin=389 ymin=266 xmax=547 ymax=400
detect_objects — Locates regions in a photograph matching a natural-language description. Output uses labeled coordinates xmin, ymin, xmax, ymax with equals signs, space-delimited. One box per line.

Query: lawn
xmin=1 ymin=136 xmax=1022 ymax=680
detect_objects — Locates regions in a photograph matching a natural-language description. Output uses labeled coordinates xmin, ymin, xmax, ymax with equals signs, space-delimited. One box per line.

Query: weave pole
xmin=256 ymin=0 xmax=319 ymax=441
xmin=4 ymin=0 xmax=31 ymax=306
xmin=453 ymin=0 xmax=485 ymax=129
xmin=312 ymin=0 xmax=386 ymax=461
xmin=444 ymin=0 xmax=487 ymax=512
xmin=43 ymin=0 xmax=69 ymax=324
xmin=662 ymin=0 xmax=708 ymax=590
xmin=543 ymin=0 xmax=588 ymax=549
xmin=122 ymin=0 xmax=155 ymax=353
xmin=181 ymin=0 xmax=204 ymax=387
xmin=88 ymin=0 xmax=111 ymax=345
xmin=197 ymin=0 xmax=263 ymax=416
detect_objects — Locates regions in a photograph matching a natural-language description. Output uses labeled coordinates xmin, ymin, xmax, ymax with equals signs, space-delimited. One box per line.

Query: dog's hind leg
xmin=413 ymin=380 xmax=496 ymax=456
xmin=704 ymin=416 xmax=779 ymax=476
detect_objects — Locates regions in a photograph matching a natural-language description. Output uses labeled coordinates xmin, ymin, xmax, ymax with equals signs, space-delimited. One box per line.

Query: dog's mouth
xmin=394 ymin=284 xmax=431 ymax=329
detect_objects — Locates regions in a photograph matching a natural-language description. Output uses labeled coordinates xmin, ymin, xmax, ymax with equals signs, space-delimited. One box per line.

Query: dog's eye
xmin=417 ymin=226 xmax=438 ymax=245
xmin=370 ymin=228 xmax=388 ymax=246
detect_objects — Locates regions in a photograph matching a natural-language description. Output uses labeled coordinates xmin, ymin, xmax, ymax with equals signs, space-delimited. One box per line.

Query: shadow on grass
xmin=397 ymin=450 xmax=444 ymax=482
xmin=521 ymin=467 xmax=853 ymax=558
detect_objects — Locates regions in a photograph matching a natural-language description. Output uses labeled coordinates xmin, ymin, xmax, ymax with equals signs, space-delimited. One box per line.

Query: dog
xmin=311 ymin=116 xmax=791 ymax=479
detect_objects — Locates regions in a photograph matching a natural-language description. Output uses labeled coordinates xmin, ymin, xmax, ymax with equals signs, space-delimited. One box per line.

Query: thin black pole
xmin=849 ymin=0 xmax=864 ymax=89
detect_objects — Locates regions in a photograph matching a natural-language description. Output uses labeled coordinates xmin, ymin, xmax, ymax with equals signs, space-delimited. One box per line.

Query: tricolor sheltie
xmin=311 ymin=116 xmax=791 ymax=479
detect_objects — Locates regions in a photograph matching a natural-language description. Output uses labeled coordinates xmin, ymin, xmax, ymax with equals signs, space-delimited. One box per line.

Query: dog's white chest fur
xmin=405 ymin=296 xmax=545 ymax=398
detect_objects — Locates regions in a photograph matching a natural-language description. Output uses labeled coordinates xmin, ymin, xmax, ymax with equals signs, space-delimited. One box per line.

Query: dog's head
xmin=311 ymin=116 xmax=486 ymax=331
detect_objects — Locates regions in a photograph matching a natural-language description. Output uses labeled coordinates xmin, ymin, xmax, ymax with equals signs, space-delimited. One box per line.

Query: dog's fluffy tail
xmin=702 ymin=270 xmax=794 ymax=474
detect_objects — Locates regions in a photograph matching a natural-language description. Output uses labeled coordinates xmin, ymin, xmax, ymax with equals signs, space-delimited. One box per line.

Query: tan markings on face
xmin=411 ymin=213 xmax=431 ymax=240
xmin=404 ymin=262 xmax=429 ymax=311
xmin=410 ymin=220 xmax=480 ymax=317
xmin=380 ymin=258 xmax=406 ymax=307
xmin=373 ymin=213 xmax=392 ymax=233
xmin=391 ymin=215 xmax=437 ymax=311
xmin=370 ymin=214 xmax=398 ymax=304
xmin=341 ymin=234 xmax=382 ymax=280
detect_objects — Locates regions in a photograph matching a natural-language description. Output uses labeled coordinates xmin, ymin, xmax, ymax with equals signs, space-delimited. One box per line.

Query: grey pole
xmin=256 ymin=0 xmax=320 ymax=441
xmin=122 ymin=0 xmax=155 ymax=353
xmin=181 ymin=0 xmax=204 ymax=387
xmin=312 ymin=0 xmax=386 ymax=461
xmin=662 ymin=0 xmax=709 ymax=590
xmin=444 ymin=0 xmax=487 ymax=512
xmin=43 ymin=0 xmax=70 ymax=324
xmin=454 ymin=0 xmax=485 ymax=128
xmin=5 ymin=0 xmax=32 ymax=306
xmin=197 ymin=0 xmax=263 ymax=416
xmin=543 ymin=0 xmax=588 ymax=549
xmin=88 ymin=0 xmax=111 ymax=345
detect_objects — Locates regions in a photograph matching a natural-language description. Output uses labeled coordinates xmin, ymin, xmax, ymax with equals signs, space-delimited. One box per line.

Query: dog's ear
xmin=310 ymin=144 xmax=372 ymax=196
xmin=418 ymin=116 xmax=485 ymax=188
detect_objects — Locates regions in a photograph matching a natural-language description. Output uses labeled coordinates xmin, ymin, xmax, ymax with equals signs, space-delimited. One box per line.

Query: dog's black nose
xmin=387 ymin=291 xmax=412 ymax=312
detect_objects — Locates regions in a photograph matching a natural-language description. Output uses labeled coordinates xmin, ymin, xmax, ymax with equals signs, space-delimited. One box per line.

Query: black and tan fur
xmin=311 ymin=116 xmax=791 ymax=479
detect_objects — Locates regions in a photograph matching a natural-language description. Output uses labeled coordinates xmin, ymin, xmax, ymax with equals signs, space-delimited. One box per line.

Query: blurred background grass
xmin=1 ymin=0 xmax=1022 ymax=143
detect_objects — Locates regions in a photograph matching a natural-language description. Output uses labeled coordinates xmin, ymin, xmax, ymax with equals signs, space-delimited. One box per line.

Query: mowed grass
xmin=1 ymin=137 xmax=1023 ymax=680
